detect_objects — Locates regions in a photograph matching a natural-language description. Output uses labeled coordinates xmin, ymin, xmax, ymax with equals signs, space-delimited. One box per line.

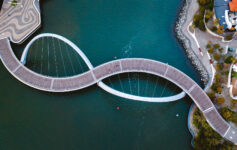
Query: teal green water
xmin=0 ymin=0 xmax=201 ymax=149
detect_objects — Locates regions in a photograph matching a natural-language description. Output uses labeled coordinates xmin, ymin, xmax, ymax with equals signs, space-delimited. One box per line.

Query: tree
xmin=211 ymin=26 xmax=217 ymax=32
xmin=205 ymin=10 xmax=214 ymax=20
xmin=217 ymin=25 xmax=224 ymax=34
xmin=218 ymin=48 xmax=224 ymax=53
xmin=215 ymin=73 xmax=221 ymax=81
xmin=220 ymin=107 xmax=232 ymax=121
xmin=11 ymin=0 xmax=17 ymax=6
xmin=192 ymin=108 xmax=233 ymax=150
xmin=217 ymin=87 xmax=222 ymax=93
xmin=211 ymin=82 xmax=221 ymax=92
xmin=231 ymin=99 xmax=237 ymax=108
xmin=207 ymin=92 xmax=216 ymax=101
xmin=216 ymin=64 xmax=221 ymax=71
xmin=198 ymin=0 xmax=211 ymax=6
xmin=214 ymin=18 xmax=219 ymax=26
xmin=198 ymin=20 xmax=206 ymax=31
xmin=208 ymin=40 xmax=212 ymax=44
xmin=225 ymin=35 xmax=233 ymax=41
xmin=216 ymin=63 xmax=223 ymax=72
xmin=193 ymin=14 xmax=206 ymax=31
xmin=231 ymin=57 xmax=236 ymax=63
xmin=224 ymin=56 xmax=235 ymax=64
xmin=217 ymin=97 xmax=225 ymax=104
xmin=206 ymin=44 xmax=211 ymax=49
xmin=208 ymin=48 xmax=214 ymax=53
xmin=213 ymin=53 xmax=221 ymax=61
xmin=213 ymin=44 xmax=220 ymax=49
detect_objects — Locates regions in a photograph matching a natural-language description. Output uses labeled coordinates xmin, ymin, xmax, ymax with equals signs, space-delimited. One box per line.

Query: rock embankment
xmin=175 ymin=0 xmax=209 ymax=85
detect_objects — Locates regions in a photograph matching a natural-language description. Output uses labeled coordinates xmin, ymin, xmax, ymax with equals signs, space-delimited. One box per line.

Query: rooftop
xmin=214 ymin=0 xmax=231 ymax=29
xmin=229 ymin=0 xmax=237 ymax=11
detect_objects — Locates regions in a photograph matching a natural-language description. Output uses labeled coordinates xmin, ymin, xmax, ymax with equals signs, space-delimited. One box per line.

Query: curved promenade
xmin=0 ymin=38 xmax=237 ymax=144
xmin=20 ymin=33 xmax=186 ymax=102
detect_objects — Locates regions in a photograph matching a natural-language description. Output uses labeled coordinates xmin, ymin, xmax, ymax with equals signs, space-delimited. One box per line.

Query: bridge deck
xmin=0 ymin=39 xmax=19 ymax=71
xmin=52 ymin=72 xmax=95 ymax=92
xmin=204 ymin=108 xmax=229 ymax=135
xmin=0 ymin=38 xmax=237 ymax=144
xmin=189 ymin=86 xmax=214 ymax=111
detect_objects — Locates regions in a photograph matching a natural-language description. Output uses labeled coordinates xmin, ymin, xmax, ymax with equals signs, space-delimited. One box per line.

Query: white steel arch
xmin=20 ymin=33 xmax=186 ymax=102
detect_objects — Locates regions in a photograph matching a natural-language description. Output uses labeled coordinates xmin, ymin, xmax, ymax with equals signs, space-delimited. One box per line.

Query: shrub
xmin=213 ymin=18 xmax=219 ymax=26
xmin=11 ymin=0 xmax=17 ymax=6
xmin=215 ymin=73 xmax=221 ymax=81
xmin=219 ymin=107 xmax=237 ymax=124
xmin=215 ymin=63 xmax=223 ymax=72
xmin=207 ymin=92 xmax=216 ymax=100
xmin=216 ymin=64 xmax=221 ymax=71
xmin=218 ymin=48 xmax=223 ymax=53
xmin=198 ymin=0 xmax=211 ymax=6
xmin=217 ymin=87 xmax=222 ymax=93
xmin=193 ymin=108 xmax=233 ymax=150
xmin=210 ymin=26 xmax=217 ymax=32
xmin=193 ymin=14 xmax=206 ymax=31
xmin=205 ymin=10 xmax=214 ymax=21
xmin=199 ymin=20 xmax=206 ymax=31
xmin=217 ymin=97 xmax=225 ymax=104
xmin=206 ymin=44 xmax=211 ymax=49
xmin=217 ymin=25 xmax=224 ymax=34
xmin=208 ymin=48 xmax=214 ymax=53
xmin=193 ymin=14 xmax=203 ymax=25
xmin=232 ymin=99 xmax=237 ymax=104
xmin=231 ymin=99 xmax=237 ymax=108
xmin=211 ymin=82 xmax=221 ymax=92
xmin=213 ymin=53 xmax=221 ymax=61
xmin=225 ymin=35 xmax=233 ymax=41
xmin=213 ymin=44 xmax=220 ymax=49
xmin=225 ymin=71 xmax=229 ymax=76
xmin=224 ymin=56 xmax=234 ymax=64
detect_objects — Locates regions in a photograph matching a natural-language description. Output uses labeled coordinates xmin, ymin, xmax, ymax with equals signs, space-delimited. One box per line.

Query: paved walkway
xmin=0 ymin=38 xmax=237 ymax=144
xmin=0 ymin=0 xmax=41 ymax=43
xmin=181 ymin=0 xmax=214 ymax=81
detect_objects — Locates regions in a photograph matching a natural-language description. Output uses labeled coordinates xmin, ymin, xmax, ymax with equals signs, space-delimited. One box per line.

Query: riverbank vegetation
xmin=193 ymin=108 xmax=234 ymax=150
xmin=220 ymin=107 xmax=237 ymax=124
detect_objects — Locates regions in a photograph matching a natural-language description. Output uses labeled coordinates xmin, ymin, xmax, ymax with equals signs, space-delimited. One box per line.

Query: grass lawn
xmin=233 ymin=71 xmax=237 ymax=78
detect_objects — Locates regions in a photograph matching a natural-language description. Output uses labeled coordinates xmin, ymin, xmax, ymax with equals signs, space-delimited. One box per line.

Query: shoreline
xmin=175 ymin=0 xmax=210 ymax=146
xmin=187 ymin=104 xmax=198 ymax=146
xmin=175 ymin=0 xmax=209 ymax=85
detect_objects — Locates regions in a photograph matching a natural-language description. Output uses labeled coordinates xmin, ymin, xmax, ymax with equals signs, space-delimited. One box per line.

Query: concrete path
xmin=0 ymin=0 xmax=41 ymax=43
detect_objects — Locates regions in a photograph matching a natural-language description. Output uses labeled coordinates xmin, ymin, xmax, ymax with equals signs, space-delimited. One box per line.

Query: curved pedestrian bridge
xmin=0 ymin=37 xmax=237 ymax=144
